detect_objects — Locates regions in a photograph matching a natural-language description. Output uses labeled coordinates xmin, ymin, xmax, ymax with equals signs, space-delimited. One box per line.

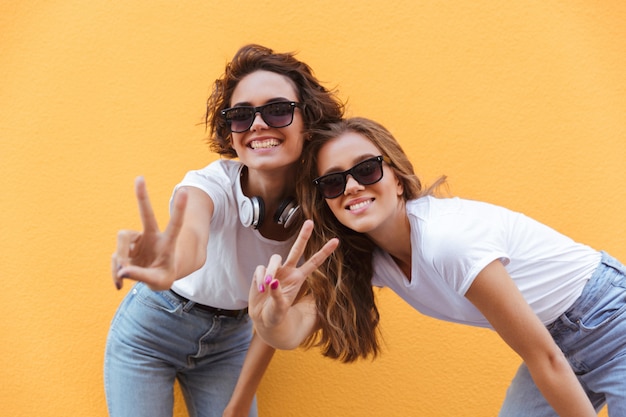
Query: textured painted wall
xmin=1 ymin=1 xmax=624 ymax=416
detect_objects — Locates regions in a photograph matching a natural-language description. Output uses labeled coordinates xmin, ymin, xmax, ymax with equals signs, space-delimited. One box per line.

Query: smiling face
xmin=315 ymin=131 xmax=404 ymax=235
xmin=229 ymin=70 xmax=305 ymax=172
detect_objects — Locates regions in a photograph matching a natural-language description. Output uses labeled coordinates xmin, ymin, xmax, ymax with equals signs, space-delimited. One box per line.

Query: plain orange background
xmin=1 ymin=1 xmax=624 ymax=416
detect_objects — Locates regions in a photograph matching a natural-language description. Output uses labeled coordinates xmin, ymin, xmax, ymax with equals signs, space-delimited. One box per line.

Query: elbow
xmin=548 ymin=350 xmax=573 ymax=376
xmin=186 ymin=246 xmax=207 ymax=275
xmin=526 ymin=346 xmax=572 ymax=382
xmin=195 ymin=250 xmax=207 ymax=271
xmin=542 ymin=346 xmax=569 ymax=371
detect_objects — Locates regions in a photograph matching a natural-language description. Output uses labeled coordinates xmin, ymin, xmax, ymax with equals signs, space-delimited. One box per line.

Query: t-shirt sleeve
xmin=422 ymin=206 xmax=510 ymax=296
xmin=170 ymin=161 xmax=233 ymax=225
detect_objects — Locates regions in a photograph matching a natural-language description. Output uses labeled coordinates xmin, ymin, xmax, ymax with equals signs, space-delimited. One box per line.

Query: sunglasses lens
xmin=318 ymin=174 xmax=346 ymax=199
xmin=353 ymin=159 xmax=383 ymax=184
xmin=261 ymin=102 xmax=295 ymax=128
xmin=224 ymin=107 xmax=255 ymax=133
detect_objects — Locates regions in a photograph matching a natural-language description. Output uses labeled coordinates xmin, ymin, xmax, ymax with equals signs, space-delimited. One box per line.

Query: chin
xmin=341 ymin=218 xmax=375 ymax=234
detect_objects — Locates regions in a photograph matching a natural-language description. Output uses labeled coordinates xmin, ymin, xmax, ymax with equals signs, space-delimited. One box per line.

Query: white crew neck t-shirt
xmin=170 ymin=159 xmax=296 ymax=310
xmin=372 ymin=196 xmax=600 ymax=327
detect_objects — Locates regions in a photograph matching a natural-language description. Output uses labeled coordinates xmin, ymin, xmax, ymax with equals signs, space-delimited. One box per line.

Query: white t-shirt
xmin=371 ymin=196 xmax=601 ymax=327
xmin=169 ymin=160 xmax=296 ymax=310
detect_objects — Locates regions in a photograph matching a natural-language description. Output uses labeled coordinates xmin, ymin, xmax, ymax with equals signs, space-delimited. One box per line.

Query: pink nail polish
xmin=264 ymin=275 xmax=272 ymax=285
xmin=270 ymin=280 xmax=279 ymax=290
xmin=258 ymin=284 xmax=265 ymax=293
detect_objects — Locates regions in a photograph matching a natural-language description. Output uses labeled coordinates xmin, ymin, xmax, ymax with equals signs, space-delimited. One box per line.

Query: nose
xmin=343 ymin=174 xmax=363 ymax=195
xmin=249 ymin=111 xmax=268 ymax=131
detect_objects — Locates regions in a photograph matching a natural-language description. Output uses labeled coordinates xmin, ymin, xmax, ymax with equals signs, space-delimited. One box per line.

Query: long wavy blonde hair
xmin=297 ymin=117 xmax=445 ymax=362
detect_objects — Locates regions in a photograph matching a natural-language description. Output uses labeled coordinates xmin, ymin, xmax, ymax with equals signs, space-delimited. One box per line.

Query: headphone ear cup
xmin=274 ymin=197 xmax=300 ymax=229
xmin=250 ymin=196 xmax=265 ymax=229
xmin=239 ymin=196 xmax=265 ymax=229
xmin=238 ymin=196 xmax=253 ymax=228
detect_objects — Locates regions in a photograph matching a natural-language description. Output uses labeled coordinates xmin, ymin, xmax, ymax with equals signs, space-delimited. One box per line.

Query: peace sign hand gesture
xmin=248 ymin=220 xmax=339 ymax=349
xmin=111 ymin=177 xmax=188 ymax=291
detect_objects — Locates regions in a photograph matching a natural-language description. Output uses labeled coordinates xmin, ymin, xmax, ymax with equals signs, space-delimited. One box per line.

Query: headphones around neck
xmin=236 ymin=165 xmax=300 ymax=229
xmin=238 ymin=195 xmax=300 ymax=229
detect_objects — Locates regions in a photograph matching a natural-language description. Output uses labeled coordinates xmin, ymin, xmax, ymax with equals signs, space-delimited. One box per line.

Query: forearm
xmin=173 ymin=232 xmax=207 ymax=279
xmin=527 ymin=353 xmax=596 ymax=417
xmin=173 ymin=186 xmax=212 ymax=280
xmin=224 ymin=333 xmax=275 ymax=417
xmin=465 ymin=262 xmax=596 ymax=416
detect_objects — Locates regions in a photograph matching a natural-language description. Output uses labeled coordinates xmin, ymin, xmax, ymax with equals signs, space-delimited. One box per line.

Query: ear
xmin=396 ymin=176 xmax=404 ymax=197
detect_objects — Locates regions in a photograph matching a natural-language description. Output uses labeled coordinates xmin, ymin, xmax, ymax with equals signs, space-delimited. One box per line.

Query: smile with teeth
xmin=249 ymin=139 xmax=280 ymax=149
xmin=348 ymin=199 xmax=373 ymax=211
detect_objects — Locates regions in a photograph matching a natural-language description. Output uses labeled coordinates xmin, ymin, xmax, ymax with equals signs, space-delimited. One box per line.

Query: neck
xmin=240 ymin=165 xmax=298 ymax=241
xmin=368 ymin=205 xmax=412 ymax=269
xmin=241 ymin=165 xmax=296 ymax=203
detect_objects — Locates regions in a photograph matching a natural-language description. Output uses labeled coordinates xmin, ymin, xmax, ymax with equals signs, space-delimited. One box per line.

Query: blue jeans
xmin=104 ymin=282 xmax=257 ymax=417
xmin=499 ymin=252 xmax=626 ymax=416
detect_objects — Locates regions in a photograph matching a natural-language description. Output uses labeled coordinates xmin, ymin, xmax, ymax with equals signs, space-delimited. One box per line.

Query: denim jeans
xmin=499 ymin=252 xmax=626 ymax=416
xmin=104 ymin=282 xmax=257 ymax=417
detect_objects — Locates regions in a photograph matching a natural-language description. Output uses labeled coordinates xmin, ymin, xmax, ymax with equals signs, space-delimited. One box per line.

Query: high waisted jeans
xmin=499 ymin=252 xmax=626 ymax=416
xmin=104 ymin=282 xmax=257 ymax=417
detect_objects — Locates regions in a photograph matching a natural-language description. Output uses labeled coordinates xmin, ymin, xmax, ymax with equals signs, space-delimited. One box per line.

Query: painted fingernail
xmin=258 ymin=284 xmax=265 ymax=293
xmin=270 ymin=280 xmax=279 ymax=290
xmin=264 ymin=275 xmax=272 ymax=285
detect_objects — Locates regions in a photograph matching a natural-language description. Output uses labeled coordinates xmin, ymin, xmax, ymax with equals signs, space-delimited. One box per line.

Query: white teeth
xmin=250 ymin=139 xmax=280 ymax=149
xmin=349 ymin=200 xmax=371 ymax=211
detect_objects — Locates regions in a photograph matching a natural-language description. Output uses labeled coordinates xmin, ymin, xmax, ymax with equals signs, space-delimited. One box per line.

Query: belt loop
xmin=182 ymin=300 xmax=195 ymax=313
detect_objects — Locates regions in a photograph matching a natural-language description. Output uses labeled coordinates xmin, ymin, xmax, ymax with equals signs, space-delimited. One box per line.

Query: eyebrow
xmin=319 ymin=153 xmax=379 ymax=176
xmin=231 ymin=97 xmax=295 ymax=107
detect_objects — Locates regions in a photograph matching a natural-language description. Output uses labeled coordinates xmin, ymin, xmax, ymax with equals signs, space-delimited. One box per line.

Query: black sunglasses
xmin=313 ymin=155 xmax=391 ymax=199
xmin=221 ymin=101 xmax=303 ymax=133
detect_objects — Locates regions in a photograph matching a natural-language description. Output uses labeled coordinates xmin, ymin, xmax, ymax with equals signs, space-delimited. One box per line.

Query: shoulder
xmin=409 ymin=196 xmax=512 ymax=261
xmin=173 ymin=160 xmax=243 ymax=220
xmin=185 ymin=159 xmax=242 ymax=180
xmin=408 ymin=196 xmax=518 ymax=227
xmin=177 ymin=160 xmax=242 ymax=193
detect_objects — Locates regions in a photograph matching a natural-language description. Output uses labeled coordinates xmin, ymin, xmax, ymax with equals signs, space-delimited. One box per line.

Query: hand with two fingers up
xmin=248 ymin=219 xmax=339 ymax=348
xmin=111 ymin=176 xmax=188 ymax=291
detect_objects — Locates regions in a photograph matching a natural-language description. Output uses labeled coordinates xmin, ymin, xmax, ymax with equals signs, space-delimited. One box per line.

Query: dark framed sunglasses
xmin=313 ymin=155 xmax=391 ymax=199
xmin=221 ymin=101 xmax=303 ymax=133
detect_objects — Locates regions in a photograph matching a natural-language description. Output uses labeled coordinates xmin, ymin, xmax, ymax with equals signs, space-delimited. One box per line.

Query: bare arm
xmin=248 ymin=220 xmax=338 ymax=349
xmin=222 ymin=333 xmax=275 ymax=417
xmin=465 ymin=260 xmax=596 ymax=417
xmin=111 ymin=177 xmax=213 ymax=291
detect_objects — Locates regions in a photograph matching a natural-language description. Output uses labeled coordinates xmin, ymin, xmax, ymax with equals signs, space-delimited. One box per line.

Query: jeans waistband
xmin=169 ymin=289 xmax=248 ymax=319
xmin=547 ymin=251 xmax=625 ymax=332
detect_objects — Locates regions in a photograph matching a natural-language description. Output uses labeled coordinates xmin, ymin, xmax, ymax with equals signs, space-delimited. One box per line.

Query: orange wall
xmin=1 ymin=1 xmax=624 ymax=416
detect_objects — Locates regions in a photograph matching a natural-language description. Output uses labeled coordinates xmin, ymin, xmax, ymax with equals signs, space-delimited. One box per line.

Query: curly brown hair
xmin=297 ymin=117 xmax=446 ymax=363
xmin=205 ymin=44 xmax=344 ymax=158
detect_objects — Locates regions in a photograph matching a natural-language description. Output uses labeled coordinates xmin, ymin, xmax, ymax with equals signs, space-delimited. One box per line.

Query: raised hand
xmin=248 ymin=220 xmax=338 ymax=347
xmin=111 ymin=177 xmax=188 ymax=291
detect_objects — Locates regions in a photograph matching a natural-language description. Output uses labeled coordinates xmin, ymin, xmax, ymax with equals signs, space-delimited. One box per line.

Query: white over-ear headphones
xmin=235 ymin=167 xmax=300 ymax=229
xmin=238 ymin=195 xmax=300 ymax=229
